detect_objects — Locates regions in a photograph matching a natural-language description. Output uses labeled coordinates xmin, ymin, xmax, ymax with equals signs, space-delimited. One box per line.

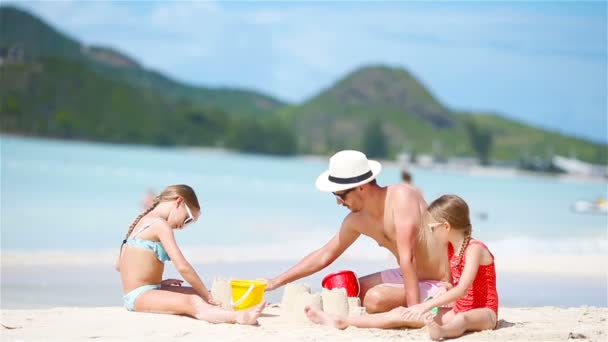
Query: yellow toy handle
xmin=231 ymin=283 xmax=255 ymax=308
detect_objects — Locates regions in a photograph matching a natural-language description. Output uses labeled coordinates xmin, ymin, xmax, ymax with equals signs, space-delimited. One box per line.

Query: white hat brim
xmin=315 ymin=160 xmax=382 ymax=192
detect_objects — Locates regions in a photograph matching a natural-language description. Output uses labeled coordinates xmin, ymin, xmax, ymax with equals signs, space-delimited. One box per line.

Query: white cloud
xmin=149 ymin=1 xmax=222 ymax=33
xmin=11 ymin=0 xmax=137 ymax=32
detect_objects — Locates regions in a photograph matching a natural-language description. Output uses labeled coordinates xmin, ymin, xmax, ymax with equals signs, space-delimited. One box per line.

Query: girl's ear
xmin=444 ymin=221 xmax=452 ymax=232
xmin=175 ymin=196 xmax=183 ymax=207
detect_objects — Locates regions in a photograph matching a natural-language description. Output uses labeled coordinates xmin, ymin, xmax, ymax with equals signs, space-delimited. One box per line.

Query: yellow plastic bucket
xmin=230 ymin=279 xmax=266 ymax=310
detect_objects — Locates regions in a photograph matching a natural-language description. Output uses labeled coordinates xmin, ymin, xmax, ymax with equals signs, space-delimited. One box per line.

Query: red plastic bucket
xmin=321 ymin=270 xmax=360 ymax=297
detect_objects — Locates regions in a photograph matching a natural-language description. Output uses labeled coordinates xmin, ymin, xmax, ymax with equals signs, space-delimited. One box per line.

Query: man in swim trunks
xmin=265 ymin=150 xmax=450 ymax=313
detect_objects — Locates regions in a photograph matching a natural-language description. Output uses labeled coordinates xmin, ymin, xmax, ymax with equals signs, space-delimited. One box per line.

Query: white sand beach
xmin=2 ymin=252 xmax=607 ymax=310
xmin=2 ymin=305 xmax=606 ymax=341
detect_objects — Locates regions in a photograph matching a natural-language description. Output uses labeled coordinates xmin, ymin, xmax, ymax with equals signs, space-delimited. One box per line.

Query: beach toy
xmin=321 ymin=270 xmax=360 ymax=297
xmin=230 ymin=279 xmax=266 ymax=310
xmin=424 ymin=296 xmax=439 ymax=315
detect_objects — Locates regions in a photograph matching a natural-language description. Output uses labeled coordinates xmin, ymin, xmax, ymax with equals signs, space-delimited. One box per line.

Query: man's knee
xmin=363 ymin=287 xmax=399 ymax=313
xmin=358 ymin=272 xmax=383 ymax=300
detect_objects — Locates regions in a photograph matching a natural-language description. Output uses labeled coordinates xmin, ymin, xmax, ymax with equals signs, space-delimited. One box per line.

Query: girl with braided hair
xmin=305 ymin=194 xmax=498 ymax=340
xmin=116 ymin=184 xmax=265 ymax=325
xmin=407 ymin=194 xmax=498 ymax=340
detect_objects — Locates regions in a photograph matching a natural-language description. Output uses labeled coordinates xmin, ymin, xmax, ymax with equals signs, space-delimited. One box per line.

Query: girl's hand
xmin=205 ymin=296 xmax=221 ymax=306
xmin=407 ymin=303 xmax=431 ymax=319
xmin=161 ymin=279 xmax=184 ymax=287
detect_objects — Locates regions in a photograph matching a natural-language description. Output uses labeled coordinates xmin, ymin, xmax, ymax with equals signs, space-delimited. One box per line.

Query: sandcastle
xmin=210 ymin=277 xmax=232 ymax=310
xmin=281 ymin=282 xmax=366 ymax=323
xmin=211 ymin=277 xmax=367 ymax=321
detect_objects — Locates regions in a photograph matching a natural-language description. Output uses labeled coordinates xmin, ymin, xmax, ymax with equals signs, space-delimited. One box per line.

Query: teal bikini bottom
xmin=123 ymin=284 xmax=160 ymax=311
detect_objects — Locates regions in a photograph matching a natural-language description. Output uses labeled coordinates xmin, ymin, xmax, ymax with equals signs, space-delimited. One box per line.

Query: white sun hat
xmin=315 ymin=150 xmax=382 ymax=192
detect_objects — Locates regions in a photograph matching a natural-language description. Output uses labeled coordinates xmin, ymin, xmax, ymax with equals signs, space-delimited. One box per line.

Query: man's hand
xmin=260 ymin=278 xmax=279 ymax=292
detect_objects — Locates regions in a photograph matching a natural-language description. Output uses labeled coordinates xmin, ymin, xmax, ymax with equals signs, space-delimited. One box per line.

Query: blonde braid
xmin=116 ymin=185 xmax=200 ymax=272
xmin=119 ymin=198 xmax=159 ymax=255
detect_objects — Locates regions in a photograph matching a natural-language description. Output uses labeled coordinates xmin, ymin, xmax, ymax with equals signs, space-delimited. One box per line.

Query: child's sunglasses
xmin=184 ymin=203 xmax=195 ymax=225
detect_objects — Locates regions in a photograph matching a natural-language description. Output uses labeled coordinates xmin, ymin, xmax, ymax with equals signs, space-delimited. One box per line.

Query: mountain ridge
xmin=1 ymin=5 xmax=605 ymax=164
xmin=287 ymin=64 xmax=605 ymax=163
xmin=0 ymin=5 xmax=287 ymax=116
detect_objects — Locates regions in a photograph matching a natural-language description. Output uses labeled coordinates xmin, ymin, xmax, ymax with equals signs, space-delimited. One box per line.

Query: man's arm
xmin=393 ymin=187 xmax=423 ymax=306
xmin=266 ymin=218 xmax=361 ymax=291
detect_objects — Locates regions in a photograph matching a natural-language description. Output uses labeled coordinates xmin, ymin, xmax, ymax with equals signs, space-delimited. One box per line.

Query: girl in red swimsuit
xmin=409 ymin=194 xmax=499 ymax=340
xmin=304 ymin=194 xmax=498 ymax=338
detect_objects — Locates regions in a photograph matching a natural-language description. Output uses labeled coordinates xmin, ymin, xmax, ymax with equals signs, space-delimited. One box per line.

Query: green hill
xmin=458 ymin=111 xmax=607 ymax=165
xmin=287 ymin=65 xmax=453 ymax=154
xmin=1 ymin=5 xmax=605 ymax=165
xmin=0 ymin=5 xmax=296 ymax=154
xmin=1 ymin=57 xmax=225 ymax=146
xmin=0 ymin=5 xmax=286 ymax=116
xmin=0 ymin=56 xmax=297 ymax=154
xmin=286 ymin=65 xmax=606 ymax=164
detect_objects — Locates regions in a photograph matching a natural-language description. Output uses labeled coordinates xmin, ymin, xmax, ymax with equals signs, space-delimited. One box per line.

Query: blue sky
xmin=10 ymin=1 xmax=607 ymax=143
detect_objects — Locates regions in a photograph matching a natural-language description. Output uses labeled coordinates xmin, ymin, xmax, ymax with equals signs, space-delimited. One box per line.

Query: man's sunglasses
xmin=184 ymin=203 xmax=195 ymax=225
xmin=332 ymin=187 xmax=355 ymax=201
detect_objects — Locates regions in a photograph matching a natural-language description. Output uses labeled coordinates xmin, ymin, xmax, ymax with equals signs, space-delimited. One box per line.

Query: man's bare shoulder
xmin=387 ymin=183 xmax=420 ymax=202
xmin=341 ymin=211 xmax=369 ymax=233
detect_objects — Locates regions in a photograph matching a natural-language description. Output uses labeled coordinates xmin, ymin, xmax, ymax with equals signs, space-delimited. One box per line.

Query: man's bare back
xmin=350 ymin=183 xmax=447 ymax=281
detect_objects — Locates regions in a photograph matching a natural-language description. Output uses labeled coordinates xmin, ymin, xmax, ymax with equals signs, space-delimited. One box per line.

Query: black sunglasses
xmin=332 ymin=187 xmax=355 ymax=201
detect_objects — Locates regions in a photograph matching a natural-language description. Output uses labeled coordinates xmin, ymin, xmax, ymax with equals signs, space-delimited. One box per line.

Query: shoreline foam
xmin=2 ymin=250 xmax=607 ymax=278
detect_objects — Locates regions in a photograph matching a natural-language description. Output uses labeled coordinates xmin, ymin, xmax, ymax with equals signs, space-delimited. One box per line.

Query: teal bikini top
xmin=123 ymin=219 xmax=170 ymax=263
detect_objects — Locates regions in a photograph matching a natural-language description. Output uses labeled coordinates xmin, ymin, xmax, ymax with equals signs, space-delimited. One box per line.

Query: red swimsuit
xmin=448 ymin=240 xmax=499 ymax=315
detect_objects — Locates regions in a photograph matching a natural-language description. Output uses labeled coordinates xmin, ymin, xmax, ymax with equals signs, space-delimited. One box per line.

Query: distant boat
xmin=572 ymin=198 xmax=608 ymax=215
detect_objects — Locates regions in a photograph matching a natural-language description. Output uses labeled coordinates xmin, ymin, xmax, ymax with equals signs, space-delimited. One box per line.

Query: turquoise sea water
xmin=1 ymin=135 xmax=607 ymax=308
xmin=2 ymin=135 xmax=606 ymax=256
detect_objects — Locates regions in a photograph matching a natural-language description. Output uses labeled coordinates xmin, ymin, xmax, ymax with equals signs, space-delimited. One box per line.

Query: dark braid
xmin=455 ymin=228 xmax=472 ymax=267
